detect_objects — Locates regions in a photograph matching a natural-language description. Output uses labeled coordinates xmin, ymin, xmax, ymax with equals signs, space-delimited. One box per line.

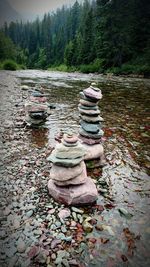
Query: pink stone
xmin=53 ymin=163 xmax=87 ymax=186
xmin=50 ymin=161 xmax=84 ymax=181
xmin=83 ymin=86 xmax=102 ymax=101
xmin=47 ymin=176 xmax=98 ymax=205
xmin=63 ymin=133 xmax=78 ymax=144
xmin=78 ymin=106 xmax=100 ymax=116
xmin=80 ymin=99 xmax=97 ymax=107
xmin=82 ymin=143 xmax=104 ymax=160
xmin=79 ymin=135 xmax=102 ymax=145
xmin=29 ymin=96 xmax=47 ymax=103
xmin=25 ymin=102 xmax=47 ymax=112
xmin=58 ymin=208 xmax=71 ymax=219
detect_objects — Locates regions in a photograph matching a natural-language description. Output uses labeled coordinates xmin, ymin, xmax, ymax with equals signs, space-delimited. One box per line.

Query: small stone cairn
xmin=78 ymin=83 xmax=105 ymax=167
xmin=47 ymin=132 xmax=98 ymax=205
xmin=25 ymin=90 xmax=50 ymax=126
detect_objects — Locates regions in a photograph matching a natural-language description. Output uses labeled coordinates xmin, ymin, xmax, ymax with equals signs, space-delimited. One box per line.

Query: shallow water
xmin=2 ymin=70 xmax=150 ymax=266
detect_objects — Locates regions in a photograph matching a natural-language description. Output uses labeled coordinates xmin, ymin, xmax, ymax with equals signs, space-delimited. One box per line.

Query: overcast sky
xmin=7 ymin=0 xmax=78 ymax=15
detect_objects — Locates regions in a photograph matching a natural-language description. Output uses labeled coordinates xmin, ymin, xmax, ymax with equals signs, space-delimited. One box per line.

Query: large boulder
xmin=48 ymin=176 xmax=98 ymax=205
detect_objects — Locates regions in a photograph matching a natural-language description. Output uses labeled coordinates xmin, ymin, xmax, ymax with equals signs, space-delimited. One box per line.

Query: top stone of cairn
xmin=83 ymin=83 xmax=102 ymax=101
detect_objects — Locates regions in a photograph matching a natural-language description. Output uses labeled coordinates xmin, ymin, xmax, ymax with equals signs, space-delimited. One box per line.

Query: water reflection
xmin=28 ymin=128 xmax=49 ymax=148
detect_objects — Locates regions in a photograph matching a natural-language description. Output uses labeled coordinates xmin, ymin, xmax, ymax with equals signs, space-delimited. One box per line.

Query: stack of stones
xmin=78 ymin=83 xmax=105 ymax=167
xmin=25 ymin=91 xmax=49 ymax=126
xmin=47 ymin=132 xmax=98 ymax=205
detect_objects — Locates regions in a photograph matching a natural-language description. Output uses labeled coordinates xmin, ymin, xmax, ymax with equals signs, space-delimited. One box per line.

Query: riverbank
xmin=1 ymin=61 xmax=150 ymax=78
xmin=0 ymin=70 xmax=150 ymax=267
xmin=48 ymin=63 xmax=150 ymax=78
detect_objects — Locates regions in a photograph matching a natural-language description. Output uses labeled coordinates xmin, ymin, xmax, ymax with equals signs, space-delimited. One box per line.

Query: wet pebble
xmin=71 ymin=207 xmax=84 ymax=214
xmin=82 ymin=221 xmax=93 ymax=233
xmin=26 ymin=210 xmax=34 ymax=218
xmin=72 ymin=212 xmax=77 ymax=221
xmin=17 ymin=239 xmax=26 ymax=253
xmin=58 ymin=208 xmax=71 ymax=219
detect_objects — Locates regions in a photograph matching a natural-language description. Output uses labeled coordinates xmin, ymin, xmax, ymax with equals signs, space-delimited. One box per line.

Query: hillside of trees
xmin=0 ymin=0 xmax=150 ymax=76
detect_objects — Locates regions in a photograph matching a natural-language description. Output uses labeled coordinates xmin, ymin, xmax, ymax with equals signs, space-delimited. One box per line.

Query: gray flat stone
xmin=79 ymin=128 xmax=104 ymax=139
xmin=80 ymin=120 xmax=100 ymax=133
xmin=47 ymin=153 xmax=83 ymax=167
xmin=78 ymin=104 xmax=97 ymax=110
xmin=52 ymin=142 xmax=86 ymax=159
xmin=80 ymin=99 xmax=97 ymax=107
xmin=80 ymin=114 xmax=104 ymax=123
xmin=78 ymin=106 xmax=100 ymax=116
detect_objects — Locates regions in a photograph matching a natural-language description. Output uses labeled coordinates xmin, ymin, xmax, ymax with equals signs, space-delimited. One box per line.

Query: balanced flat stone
xmin=79 ymin=128 xmax=104 ymax=139
xmin=25 ymin=102 xmax=47 ymax=112
xmin=80 ymin=114 xmax=104 ymax=123
xmin=78 ymin=106 xmax=100 ymax=116
xmin=80 ymin=99 xmax=97 ymax=107
xmin=80 ymin=120 xmax=100 ymax=134
xmin=83 ymin=143 xmax=104 ymax=160
xmin=47 ymin=153 xmax=83 ymax=167
xmin=30 ymin=112 xmax=47 ymax=120
xmin=62 ymin=140 xmax=79 ymax=147
xmin=53 ymin=142 xmax=86 ymax=159
xmin=53 ymin=163 xmax=87 ymax=186
xmin=83 ymin=85 xmax=102 ymax=101
xmin=48 ymin=176 xmax=98 ymax=205
xmin=79 ymin=135 xmax=102 ymax=145
xmin=63 ymin=133 xmax=78 ymax=144
xmin=30 ymin=96 xmax=47 ymax=103
xmin=79 ymin=92 xmax=97 ymax=102
xmin=78 ymin=104 xmax=97 ymax=110
xmin=25 ymin=115 xmax=45 ymax=125
xmin=50 ymin=161 xmax=85 ymax=181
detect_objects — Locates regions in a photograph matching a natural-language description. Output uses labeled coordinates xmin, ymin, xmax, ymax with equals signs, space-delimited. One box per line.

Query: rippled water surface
xmin=2 ymin=70 xmax=150 ymax=266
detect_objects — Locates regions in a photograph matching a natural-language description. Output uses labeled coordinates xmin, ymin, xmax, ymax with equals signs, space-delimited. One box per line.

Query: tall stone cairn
xmin=47 ymin=132 xmax=98 ymax=205
xmin=78 ymin=83 xmax=105 ymax=166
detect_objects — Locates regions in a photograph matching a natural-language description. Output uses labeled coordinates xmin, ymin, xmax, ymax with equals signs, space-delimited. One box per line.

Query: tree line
xmin=0 ymin=0 xmax=150 ymax=75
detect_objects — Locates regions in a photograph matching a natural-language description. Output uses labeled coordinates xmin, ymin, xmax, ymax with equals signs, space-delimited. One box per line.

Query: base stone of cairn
xmin=47 ymin=133 xmax=98 ymax=205
xmin=25 ymin=90 xmax=49 ymax=126
xmin=78 ymin=83 xmax=105 ymax=167
xmin=48 ymin=177 xmax=98 ymax=206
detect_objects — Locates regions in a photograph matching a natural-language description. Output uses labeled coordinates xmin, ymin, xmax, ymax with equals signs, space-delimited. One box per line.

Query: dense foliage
xmin=1 ymin=0 xmax=150 ymax=75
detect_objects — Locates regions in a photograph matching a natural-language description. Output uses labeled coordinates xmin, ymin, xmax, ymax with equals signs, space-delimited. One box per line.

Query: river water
xmin=0 ymin=70 xmax=150 ymax=267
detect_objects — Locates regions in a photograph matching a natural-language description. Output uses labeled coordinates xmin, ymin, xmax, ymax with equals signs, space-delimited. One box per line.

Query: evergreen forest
xmin=0 ymin=0 xmax=150 ymax=76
